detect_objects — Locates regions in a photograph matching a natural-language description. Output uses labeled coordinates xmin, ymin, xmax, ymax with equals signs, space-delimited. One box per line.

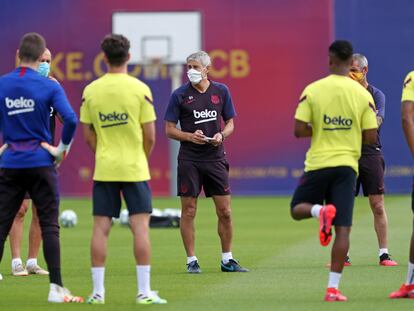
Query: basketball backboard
xmin=112 ymin=11 xmax=202 ymax=64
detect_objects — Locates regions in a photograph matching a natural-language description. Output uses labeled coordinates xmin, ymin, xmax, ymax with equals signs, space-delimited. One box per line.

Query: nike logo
xmin=221 ymin=264 xmax=235 ymax=271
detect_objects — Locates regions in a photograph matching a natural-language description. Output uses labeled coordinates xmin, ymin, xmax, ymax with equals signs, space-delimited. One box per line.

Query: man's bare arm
xmin=82 ymin=123 xmax=97 ymax=153
xmin=294 ymin=119 xmax=312 ymax=138
xmin=402 ymin=100 xmax=414 ymax=158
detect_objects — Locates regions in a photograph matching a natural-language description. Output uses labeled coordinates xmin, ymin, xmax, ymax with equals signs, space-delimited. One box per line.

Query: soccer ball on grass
xmin=60 ymin=210 xmax=78 ymax=228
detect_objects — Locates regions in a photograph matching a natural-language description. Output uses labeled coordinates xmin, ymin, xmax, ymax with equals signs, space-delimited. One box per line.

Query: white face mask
xmin=187 ymin=68 xmax=203 ymax=84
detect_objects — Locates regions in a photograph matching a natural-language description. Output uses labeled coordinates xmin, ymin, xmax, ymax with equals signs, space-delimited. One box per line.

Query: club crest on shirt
xmin=185 ymin=96 xmax=195 ymax=104
xmin=211 ymin=95 xmax=220 ymax=105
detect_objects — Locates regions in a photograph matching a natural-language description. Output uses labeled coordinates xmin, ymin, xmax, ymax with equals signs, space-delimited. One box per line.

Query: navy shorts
xmin=290 ymin=166 xmax=357 ymax=226
xmin=356 ymin=154 xmax=385 ymax=196
xmin=177 ymin=159 xmax=231 ymax=197
xmin=93 ymin=181 xmax=152 ymax=218
xmin=0 ymin=167 xmax=59 ymax=240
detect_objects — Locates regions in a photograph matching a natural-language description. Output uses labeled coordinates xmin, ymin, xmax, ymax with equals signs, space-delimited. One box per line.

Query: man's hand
xmin=189 ymin=130 xmax=207 ymax=145
xmin=0 ymin=144 xmax=8 ymax=157
xmin=210 ymin=132 xmax=224 ymax=147
xmin=41 ymin=141 xmax=72 ymax=166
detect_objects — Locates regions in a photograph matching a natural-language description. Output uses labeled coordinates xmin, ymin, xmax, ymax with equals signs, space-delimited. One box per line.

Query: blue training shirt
xmin=362 ymin=84 xmax=385 ymax=155
xmin=0 ymin=67 xmax=77 ymax=168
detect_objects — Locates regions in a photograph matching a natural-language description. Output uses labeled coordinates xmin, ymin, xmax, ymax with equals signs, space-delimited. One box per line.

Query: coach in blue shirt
xmin=348 ymin=53 xmax=398 ymax=267
xmin=0 ymin=33 xmax=82 ymax=303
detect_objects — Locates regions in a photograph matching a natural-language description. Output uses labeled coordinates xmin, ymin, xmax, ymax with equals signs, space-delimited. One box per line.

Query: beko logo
xmin=323 ymin=114 xmax=353 ymax=130
xmin=193 ymin=109 xmax=217 ymax=124
xmin=5 ymin=97 xmax=35 ymax=115
xmin=99 ymin=112 xmax=129 ymax=128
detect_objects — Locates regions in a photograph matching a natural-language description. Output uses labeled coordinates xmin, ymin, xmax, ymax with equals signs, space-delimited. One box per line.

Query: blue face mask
xmin=37 ymin=62 xmax=50 ymax=77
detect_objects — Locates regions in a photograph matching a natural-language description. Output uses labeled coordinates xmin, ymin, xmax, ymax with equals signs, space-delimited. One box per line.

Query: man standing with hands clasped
xmin=165 ymin=51 xmax=249 ymax=274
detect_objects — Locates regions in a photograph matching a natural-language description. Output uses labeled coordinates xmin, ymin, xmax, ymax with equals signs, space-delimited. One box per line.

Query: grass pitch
xmin=0 ymin=195 xmax=413 ymax=310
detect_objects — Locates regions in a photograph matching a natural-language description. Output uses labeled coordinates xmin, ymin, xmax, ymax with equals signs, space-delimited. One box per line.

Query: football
xmin=119 ymin=209 xmax=129 ymax=226
xmin=60 ymin=209 xmax=78 ymax=228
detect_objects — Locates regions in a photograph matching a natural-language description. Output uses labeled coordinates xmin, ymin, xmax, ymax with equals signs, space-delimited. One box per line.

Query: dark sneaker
xmin=379 ymin=253 xmax=398 ymax=266
xmin=187 ymin=260 xmax=201 ymax=273
xmin=221 ymin=259 xmax=249 ymax=272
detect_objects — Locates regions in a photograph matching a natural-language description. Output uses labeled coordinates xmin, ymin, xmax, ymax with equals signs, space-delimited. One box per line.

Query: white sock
xmin=327 ymin=272 xmax=342 ymax=289
xmin=379 ymin=248 xmax=389 ymax=257
xmin=11 ymin=258 xmax=22 ymax=269
xmin=406 ymin=262 xmax=414 ymax=285
xmin=50 ymin=283 xmax=60 ymax=292
xmin=310 ymin=204 xmax=323 ymax=218
xmin=187 ymin=256 xmax=198 ymax=264
xmin=26 ymin=258 xmax=37 ymax=267
xmin=222 ymin=252 xmax=233 ymax=264
xmin=137 ymin=265 xmax=151 ymax=296
xmin=91 ymin=267 xmax=105 ymax=297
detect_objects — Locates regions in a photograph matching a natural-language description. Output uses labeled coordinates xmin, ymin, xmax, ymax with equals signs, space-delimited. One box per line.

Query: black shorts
xmin=0 ymin=167 xmax=59 ymax=239
xmin=93 ymin=181 xmax=152 ymax=218
xmin=177 ymin=159 xmax=231 ymax=197
xmin=290 ymin=166 xmax=357 ymax=226
xmin=356 ymin=154 xmax=385 ymax=196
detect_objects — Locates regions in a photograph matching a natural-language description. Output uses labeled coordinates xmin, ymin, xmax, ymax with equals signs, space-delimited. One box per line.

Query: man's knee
xmin=129 ymin=214 xmax=150 ymax=235
xmin=40 ymin=224 xmax=59 ymax=237
xmin=182 ymin=201 xmax=197 ymax=219
xmin=370 ymin=197 xmax=385 ymax=216
xmin=217 ymin=205 xmax=232 ymax=221
xmin=290 ymin=206 xmax=301 ymax=221
xmin=93 ymin=217 xmax=112 ymax=237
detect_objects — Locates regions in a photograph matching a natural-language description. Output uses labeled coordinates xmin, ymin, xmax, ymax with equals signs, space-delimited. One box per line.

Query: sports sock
xmin=26 ymin=258 xmax=37 ymax=267
xmin=137 ymin=265 xmax=151 ymax=296
xmin=91 ymin=267 xmax=105 ymax=297
xmin=187 ymin=256 xmax=198 ymax=264
xmin=379 ymin=248 xmax=389 ymax=257
xmin=327 ymin=272 xmax=342 ymax=289
xmin=222 ymin=252 xmax=233 ymax=264
xmin=11 ymin=258 xmax=23 ymax=269
xmin=406 ymin=262 xmax=414 ymax=285
xmin=310 ymin=204 xmax=323 ymax=218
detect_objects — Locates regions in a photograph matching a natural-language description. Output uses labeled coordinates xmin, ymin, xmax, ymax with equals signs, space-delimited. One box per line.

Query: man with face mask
xmin=349 ymin=53 xmax=398 ymax=267
xmin=164 ymin=51 xmax=248 ymax=274
xmin=0 ymin=32 xmax=81 ymax=302
xmin=8 ymin=48 xmax=56 ymax=277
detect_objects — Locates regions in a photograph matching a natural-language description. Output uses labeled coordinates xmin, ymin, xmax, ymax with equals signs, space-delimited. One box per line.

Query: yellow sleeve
xmin=80 ymin=87 xmax=92 ymax=124
xmin=294 ymin=88 xmax=312 ymax=123
xmin=140 ymin=85 xmax=157 ymax=124
xmin=361 ymin=96 xmax=378 ymax=130
xmin=402 ymin=72 xmax=414 ymax=102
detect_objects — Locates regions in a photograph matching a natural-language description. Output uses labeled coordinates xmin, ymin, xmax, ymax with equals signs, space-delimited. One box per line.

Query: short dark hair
xmin=329 ymin=40 xmax=353 ymax=62
xmin=18 ymin=32 xmax=46 ymax=62
xmin=101 ymin=34 xmax=130 ymax=66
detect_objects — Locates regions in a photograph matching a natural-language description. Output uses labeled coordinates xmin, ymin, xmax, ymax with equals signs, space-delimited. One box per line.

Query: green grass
xmin=0 ymin=195 xmax=413 ymax=310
